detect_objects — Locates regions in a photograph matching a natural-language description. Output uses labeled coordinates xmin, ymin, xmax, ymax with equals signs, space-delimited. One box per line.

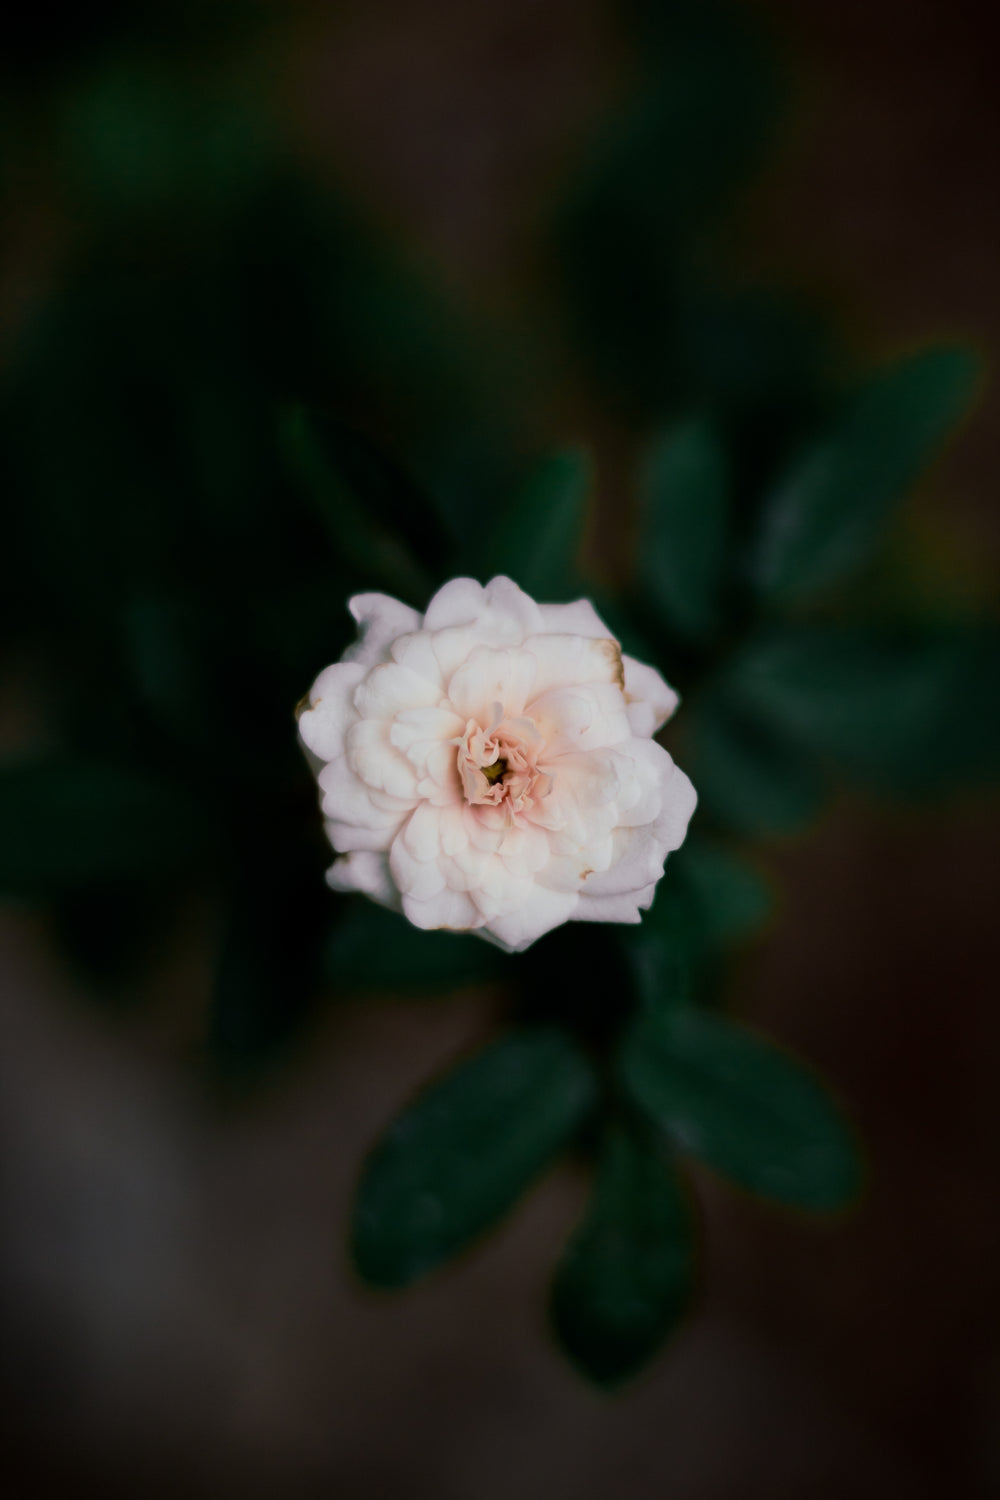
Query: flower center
xmin=457 ymin=717 xmax=551 ymax=817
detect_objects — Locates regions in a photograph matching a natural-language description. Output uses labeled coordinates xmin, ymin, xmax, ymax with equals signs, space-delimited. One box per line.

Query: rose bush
xmin=298 ymin=576 xmax=696 ymax=952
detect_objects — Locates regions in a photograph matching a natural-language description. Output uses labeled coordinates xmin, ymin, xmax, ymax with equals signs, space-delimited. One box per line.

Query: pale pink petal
xmin=423 ymin=575 xmax=543 ymax=641
xmin=345 ymin=719 xmax=419 ymax=800
xmin=612 ymin=739 xmax=671 ymax=828
xmin=414 ymin=740 xmax=463 ymax=806
xmin=447 ymin=646 xmax=538 ymax=721
xmin=497 ymin=821 xmax=550 ymax=878
xmin=467 ymin=853 xmax=531 ymax=918
xmin=573 ymin=885 xmax=657 ymax=924
xmin=528 ymin=749 xmax=620 ymax=838
xmin=579 ymin=823 xmax=667 ymax=898
xmin=343 ymin=593 xmax=421 ymax=668
xmin=325 ymin=850 xmax=400 ymax=908
xmin=483 ymin=886 xmax=580 ymax=952
xmin=429 ymin=626 xmax=485 ymax=682
xmin=318 ymin=755 xmax=414 ymax=831
xmin=297 ymin=661 xmax=365 ymax=763
xmin=389 ymin=830 xmax=447 ymax=901
xmin=523 ymin=634 xmax=623 ymax=704
xmin=622 ymin=655 xmax=679 ymax=736
xmin=389 ymin=630 xmax=447 ymax=689
xmin=402 ymin=799 xmax=443 ymax=861
xmin=530 ymin=682 xmax=632 ymax=755
xmin=401 ymin=887 xmax=485 ymax=933
xmin=353 ymin=661 xmax=442 ymax=721
xmin=389 ymin=706 xmax=466 ymax=770
xmin=652 ymin=757 xmax=698 ymax=853
xmin=536 ymin=598 xmax=615 ymax=640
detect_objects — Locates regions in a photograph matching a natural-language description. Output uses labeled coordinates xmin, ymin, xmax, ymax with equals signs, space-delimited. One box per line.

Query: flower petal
xmin=523 ymin=634 xmax=623 ymax=704
xmin=622 ymin=655 xmax=679 ymax=736
xmin=423 ymin=575 xmax=543 ymax=641
xmin=389 ymin=630 xmax=446 ymax=689
xmin=354 ymin=661 xmax=442 ymax=721
xmin=536 ymin=597 xmax=615 ymax=640
xmin=345 ymin=719 xmax=419 ymax=800
xmin=573 ymin=884 xmax=657 ymax=925
xmin=298 ymin=661 xmax=365 ymax=761
xmin=390 ymin=828 xmax=447 ymax=901
xmin=530 ymin=682 xmax=632 ymax=755
xmin=318 ymin=757 xmax=413 ymax=847
xmin=343 ymin=593 xmax=421 ymax=668
xmin=447 ymin=646 xmax=538 ymax=721
xmin=483 ymin=885 xmax=580 ymax=952
xmin=325 ymin=850 xmax=400 ymax=908
xmin=400 ymin=886 xmax=485 ymax=933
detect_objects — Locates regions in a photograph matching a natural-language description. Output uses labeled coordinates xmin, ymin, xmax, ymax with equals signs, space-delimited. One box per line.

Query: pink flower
xmin=298 ymin=577 xmax=696 ymax=953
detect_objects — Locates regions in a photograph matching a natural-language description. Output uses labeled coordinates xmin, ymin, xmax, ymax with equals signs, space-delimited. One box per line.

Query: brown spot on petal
xmin=597 ymin=638 xmax=626 ymax=690
xmin=580 ymin=868 xmax=593 ymax=881
xmin=294 ymin=691 xmax=312 ymax=722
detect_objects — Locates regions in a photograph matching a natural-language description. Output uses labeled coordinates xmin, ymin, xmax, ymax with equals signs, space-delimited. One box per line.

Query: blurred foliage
xmin=550 ymin=1121 xmax=696 ymax=1387
xmin=1 ymin=0 xmax=996 ymax=1389
xmin=353 ymin=1028 xmax=596 ymax=1289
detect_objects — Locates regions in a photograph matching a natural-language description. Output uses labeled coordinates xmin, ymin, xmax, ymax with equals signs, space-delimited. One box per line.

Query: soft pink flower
xmin=298 ymin=577 xmax=696 ymax=953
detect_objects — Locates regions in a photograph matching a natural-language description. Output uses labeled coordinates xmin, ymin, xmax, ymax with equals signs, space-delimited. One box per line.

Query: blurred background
xmin=1 ymin=1 xmax=998 ymax=1496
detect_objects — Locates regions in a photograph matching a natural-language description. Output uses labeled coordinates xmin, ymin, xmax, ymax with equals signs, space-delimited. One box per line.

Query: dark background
xmin=2 ymin=2 xmax=998 ymax=1496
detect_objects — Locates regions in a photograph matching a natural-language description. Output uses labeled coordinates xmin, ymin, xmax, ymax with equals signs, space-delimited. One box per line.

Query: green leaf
xmin=637 ymin=419 xmax=730 ymax=640
xmin=485 ymin=449 xmax=591 ymax=600
xmin=555 ymin=2 xmax=778 ymax=419
xmin=622 ymin=842 xmax=773 ymax=1014
xmin=672 ymin=840 xmax=774 ymax=945
xmin=0 ymin=758 xmax=209 ymax=897
xmin=551 ymin=1122 xmax=695 ymax=1386
xmin=685 ymin=690 xmax=827 ymax=837
xmin=620 ymin=1004 xmax=862 ymax=1211
xmin=353 ymin=1028 xmax=596 ymax=1287
xmin=721 ymin=623 xmax=1000 ymax=795
xmin=750 ymin=346 xmax=982 ymax=602
xmin=279 ymin=405 xmax=432 ymax=604
xmin=298 ymin=418 xmax=451 ymax=574
xmin=325 ymin=898 xmax=505 ymax=993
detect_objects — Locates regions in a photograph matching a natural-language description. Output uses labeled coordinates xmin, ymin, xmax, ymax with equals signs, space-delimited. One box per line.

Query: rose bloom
xmin=298 ymin=576 xmax=696 ymax=953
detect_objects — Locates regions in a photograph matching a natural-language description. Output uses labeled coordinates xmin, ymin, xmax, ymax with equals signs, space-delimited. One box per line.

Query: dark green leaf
xmin=721 ymin=622 xmax=1000 ymax=795
xmin=622 ymin=841 xmax=772 ymax=1012
xmin=279 ymin=405 xmax=431 ymax=604
xmin=551 ymin=1122 xmax=695 ymax=1386
xmin=554 ymin=2 xmax=778 ymax=418
xmin=353 ymin=1028 xmax=596 ymax=1287
xmin=750 ymin=347 xmax=982 ymax=602
xmin=296 ymin=418 xmax=450 ymax=573
xmin=637 ymin=419 xmax=730 ymax=640
xmin=674 ymin=283 xmax=833 ymax=444
xmin=620 ymin=878 xmax=697 ymax=1015
xmin=672 ymin=840 xmax=774 ymax=944
xmin=325 ymin=898 xmax=506 ymax=993
xmin=0 ymin=759 xmax=209 ymax=896
xmin=685 ymin=690 xmax=827 ymax=836
xmin=485 ymin=449 xmax=591 ymax=600
xmin=620 ymin=1004 xmax=862 ymax=1211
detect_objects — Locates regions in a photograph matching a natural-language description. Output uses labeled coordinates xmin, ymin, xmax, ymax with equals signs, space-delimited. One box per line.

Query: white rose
xmin=298 ymin=576 xmax=696 ymax=953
